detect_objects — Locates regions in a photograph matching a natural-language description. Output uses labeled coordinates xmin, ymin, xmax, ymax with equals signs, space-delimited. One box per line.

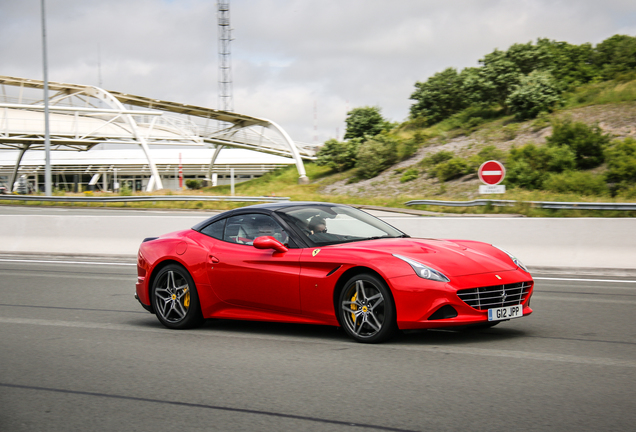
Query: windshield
xmin=276 ymin=205 xmax=407 ymax=246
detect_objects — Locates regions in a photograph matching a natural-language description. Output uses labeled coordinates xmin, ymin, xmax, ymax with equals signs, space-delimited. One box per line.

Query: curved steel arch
xmin=0 ymin=75 xmax=315 ymax=191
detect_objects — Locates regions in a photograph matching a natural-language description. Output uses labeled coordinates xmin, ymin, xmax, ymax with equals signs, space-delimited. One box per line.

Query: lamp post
xmin=41 ymin=0 xmax=52 ymax=196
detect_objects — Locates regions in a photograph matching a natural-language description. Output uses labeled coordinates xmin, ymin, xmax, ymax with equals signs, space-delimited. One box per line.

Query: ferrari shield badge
xmin=312 ymin=249 xmax=321 ymax=257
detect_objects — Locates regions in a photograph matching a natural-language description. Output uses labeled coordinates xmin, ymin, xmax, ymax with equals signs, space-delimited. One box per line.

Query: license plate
xmin=488 ymin=304 xmax=523 ymax=321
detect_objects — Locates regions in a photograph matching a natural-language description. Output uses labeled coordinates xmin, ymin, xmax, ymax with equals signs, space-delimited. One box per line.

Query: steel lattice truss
xmin=0 ymin=75 xmax=315 ymax=190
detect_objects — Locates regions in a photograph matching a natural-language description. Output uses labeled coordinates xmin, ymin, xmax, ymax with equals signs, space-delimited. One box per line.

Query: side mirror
xmin=253 ymin=236 xmax=288 ymax=253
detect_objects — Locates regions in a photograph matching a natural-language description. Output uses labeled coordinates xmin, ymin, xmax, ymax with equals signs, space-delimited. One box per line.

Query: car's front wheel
xmin=338 ymin=274 xmax=397 ymax=343
xmin=151 ymin=264 xmax=204 ymax=329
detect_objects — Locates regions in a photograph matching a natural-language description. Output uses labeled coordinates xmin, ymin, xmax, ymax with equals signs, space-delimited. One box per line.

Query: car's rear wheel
xmin=151 ymin=264 xmax=204 ymax=329
xmin=338 ymin=274 xmax=396 ymax=343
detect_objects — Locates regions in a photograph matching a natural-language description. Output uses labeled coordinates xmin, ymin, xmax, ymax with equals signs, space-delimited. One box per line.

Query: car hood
xmin=330 ymin=238 xmax=517 ymax=277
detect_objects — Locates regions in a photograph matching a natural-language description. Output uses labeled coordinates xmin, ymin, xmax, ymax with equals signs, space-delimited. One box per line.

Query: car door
xmin=198 ymin=213 xmax=302 ymax=314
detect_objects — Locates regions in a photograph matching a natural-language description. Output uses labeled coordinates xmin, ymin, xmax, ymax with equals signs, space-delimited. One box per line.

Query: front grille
xmin=457 ymin=281 xmax=532 ymax=311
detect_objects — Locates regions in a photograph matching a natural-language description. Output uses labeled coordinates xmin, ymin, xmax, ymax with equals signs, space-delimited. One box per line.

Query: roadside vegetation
xmin=3 ymin=34 xmax=636 ymax=217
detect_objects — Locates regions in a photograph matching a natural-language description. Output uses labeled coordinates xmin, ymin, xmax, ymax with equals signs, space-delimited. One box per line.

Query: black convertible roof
xmin=191 ymin=201 xmax=346 ymax=231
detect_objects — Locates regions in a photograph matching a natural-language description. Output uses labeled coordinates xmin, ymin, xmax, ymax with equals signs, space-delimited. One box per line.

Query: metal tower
xmin=218 ymin=0 xmax=233 ymax=112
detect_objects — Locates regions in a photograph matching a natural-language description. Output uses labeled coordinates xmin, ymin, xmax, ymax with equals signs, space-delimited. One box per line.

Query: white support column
xmin=10 ymin=144 xmax=30 ymax=192
xmin=230 ymin=167 xmax=235 ymax=196
xmin=265 ymin=120 xmax=309 ymax=184
xmin=207 ymin=145 xmax=224 ymax=183
xmin=85 ymin=86 xmax=164 ymax=191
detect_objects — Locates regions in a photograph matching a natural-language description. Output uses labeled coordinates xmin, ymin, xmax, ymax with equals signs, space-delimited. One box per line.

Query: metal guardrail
xmin=405 ymin=199 xmax=636 ymax=211
xmin=0 ymin=195 xmax=290 ymax=203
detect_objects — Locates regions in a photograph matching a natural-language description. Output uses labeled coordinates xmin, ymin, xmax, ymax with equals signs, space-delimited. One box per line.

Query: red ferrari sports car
xmin=135 ymin=202 xmax=533 ymax=343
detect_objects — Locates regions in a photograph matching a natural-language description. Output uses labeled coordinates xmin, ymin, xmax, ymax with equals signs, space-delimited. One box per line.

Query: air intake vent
xmin=427 ymin=305 xmax=458 ymax=320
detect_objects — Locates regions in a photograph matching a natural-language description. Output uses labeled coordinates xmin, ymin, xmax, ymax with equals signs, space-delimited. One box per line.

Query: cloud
xmin=1 ymin=0 xmax=635 ymax=142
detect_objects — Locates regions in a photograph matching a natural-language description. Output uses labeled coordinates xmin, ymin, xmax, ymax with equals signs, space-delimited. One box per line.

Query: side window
xmin=223 ymin=213 xmax=289 ymax=246
xmin=200 ymin=218 xmax=226 ymax=240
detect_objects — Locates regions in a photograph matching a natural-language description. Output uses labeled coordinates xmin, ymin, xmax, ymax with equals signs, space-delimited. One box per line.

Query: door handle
xmin=209 ymin=255 xmax=220 ymax=264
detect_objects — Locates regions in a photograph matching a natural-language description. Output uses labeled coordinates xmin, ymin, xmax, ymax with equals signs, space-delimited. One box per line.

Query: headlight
xmin=492 ymin=245 xmax=528 ymax=272
xmin=393 ymin=254 xmax=450 ymax=282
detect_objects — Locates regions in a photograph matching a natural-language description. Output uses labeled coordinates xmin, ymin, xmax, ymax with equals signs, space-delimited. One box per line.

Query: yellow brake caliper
xmin=350 ymin=292 xmax=357 ymax=322
xmin=183 ymin=287 xmax=190 ymax=308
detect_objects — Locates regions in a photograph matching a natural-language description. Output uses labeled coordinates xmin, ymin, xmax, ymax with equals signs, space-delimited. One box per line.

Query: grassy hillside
xmin=199 ymin=78 xmax=636 ymax=217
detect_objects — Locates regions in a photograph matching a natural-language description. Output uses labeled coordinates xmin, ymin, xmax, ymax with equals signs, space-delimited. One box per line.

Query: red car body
xmin=136 ymin=202 xmax=533 ymax=341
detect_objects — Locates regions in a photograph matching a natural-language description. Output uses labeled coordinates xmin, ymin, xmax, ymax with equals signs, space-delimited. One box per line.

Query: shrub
xmin=316 ymin=138 xmax=360 ymax=172
xmin=531 ymin=111 xmax=551 ymax=131
xmin=355 ymin=135 xmax=399 ymax=179
xmin=467 ymin=145 xmax=506 ymax=173
xmin=546 ymin=119 xmax=610 ymax=169
xmin=400 ymin=168 xmax=420 ymax=183
xmin=186 ymin=179 xmax=202 ymax=190
xmin=435 ymin=158 xmax=469 ymax=182
xmin=439 ymin=105 xmax=502 ymax=132
xmin=419 ymin=150 xmax=454 ymax=168
xmin=543 ymin=171 xmax=609 ymax=195
xmin=505 ymin=143 xmax=576 ymax=189
xmin=399 ymin=131 xmax=426 ymax=160
xmin=505 ymin=159 xmax=546 ymax=190
xmin=605 ymin=137 xmax=636 ymax=184
xmin=501 ymin=123 xmax=520 ymax=140
xmin=119 ymin=184 xmax=132 ymax=196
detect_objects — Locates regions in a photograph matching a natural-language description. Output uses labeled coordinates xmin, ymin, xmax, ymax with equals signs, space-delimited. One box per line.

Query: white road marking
xmin=1 ymin=259 xmax=634 ymax=283
xmin=1 ymin=317 xmax=634 ymax=368
xmin=532 ymin=295 xmax=636 ymax=305
xmin=0 ymin=259 xmax=135 ymax=266
xmin=0 ymin=214 xmax=204 ymax=218
xmin=534 ymin=277 xmax=636 ymax=284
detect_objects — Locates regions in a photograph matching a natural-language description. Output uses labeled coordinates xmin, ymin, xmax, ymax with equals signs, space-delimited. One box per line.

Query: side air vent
xmin=326 ymin=266 xmax=342 ymax=277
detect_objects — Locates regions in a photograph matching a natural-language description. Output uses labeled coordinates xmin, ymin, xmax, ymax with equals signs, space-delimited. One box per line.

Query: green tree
xmin=316 ymin=138 xmax=360 ymax=172
xmin=409 ymin=67 xmax=470 ymax=124
xmin=344 ymin=106 xmax=390 ymax=140
xmin=355 ymin=135 xmax=399 ymax=179
xmin=507 ymin=71 xmax=562 ymax=120
xmin=478 ymin=54 xmax=520 ymax=110
xmin=593 ymin=35 xmax=636 ymax=80
xmin=546 ymin=120 xmax=609 ymax=169
xmin=537 ymin=39 xmax=597 ymax=87
xmin=475 ymin=42 xmax=549 ymax=111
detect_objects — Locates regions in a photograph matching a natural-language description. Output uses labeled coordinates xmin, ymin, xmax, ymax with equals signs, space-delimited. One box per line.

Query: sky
xmin=1 ymin=0 xmax=635 ymax=144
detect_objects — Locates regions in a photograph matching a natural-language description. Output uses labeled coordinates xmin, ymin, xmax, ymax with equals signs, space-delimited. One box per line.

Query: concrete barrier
xmin=1 ymin=209 xmax=634 ymax=270
xmin=382 ymin=216 xmax=636 ymax=270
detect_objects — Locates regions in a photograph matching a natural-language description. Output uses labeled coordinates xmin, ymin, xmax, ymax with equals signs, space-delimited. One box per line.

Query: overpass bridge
xmin=0 ymin=75 xmax=316 ymax=191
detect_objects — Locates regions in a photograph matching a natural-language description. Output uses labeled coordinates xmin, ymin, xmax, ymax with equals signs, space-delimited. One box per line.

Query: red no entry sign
xmin=478 ymin=160 xmax=505 ymax=185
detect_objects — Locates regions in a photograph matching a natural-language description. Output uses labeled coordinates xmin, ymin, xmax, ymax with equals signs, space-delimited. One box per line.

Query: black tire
xmin=151 ymin=264 xmax=204 ymax=329
xmin=337 ymin=273 xmax=397 ymax=343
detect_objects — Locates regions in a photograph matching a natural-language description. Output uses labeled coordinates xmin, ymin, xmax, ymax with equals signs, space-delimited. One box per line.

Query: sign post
xmin=478 ymin=160 xmax=506 ymax=194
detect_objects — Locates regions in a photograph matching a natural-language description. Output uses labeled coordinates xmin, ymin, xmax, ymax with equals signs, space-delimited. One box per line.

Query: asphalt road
xmin=1 ymin=258 xmax=635 ymax=431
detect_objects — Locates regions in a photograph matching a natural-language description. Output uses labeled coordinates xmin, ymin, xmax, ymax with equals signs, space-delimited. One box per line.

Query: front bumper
xmin=390 ymin=269 xmax=533 ymax=330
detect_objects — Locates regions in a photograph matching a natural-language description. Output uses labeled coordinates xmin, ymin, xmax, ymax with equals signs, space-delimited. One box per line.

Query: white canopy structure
xmin=0 ymin=75 xmax=316 ymax=191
